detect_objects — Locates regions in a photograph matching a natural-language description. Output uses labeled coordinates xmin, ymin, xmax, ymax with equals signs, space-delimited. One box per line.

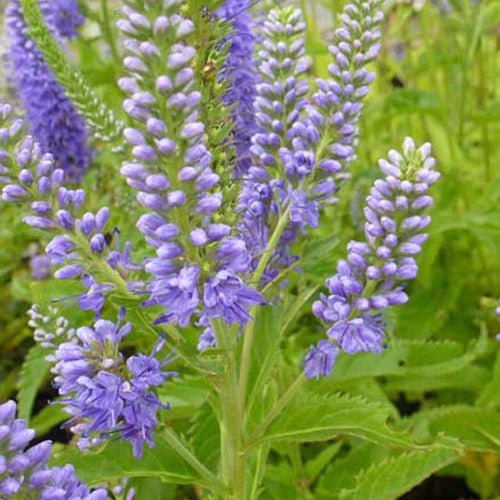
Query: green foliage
xmin=16 ymin=344 xmax=50 ymax=421
xmin=50 ymin=438 xmax=208 ymax=487
xmin=338 ymin=438 xmax=462 ymax=500
xmin=406 ymin=406 xmax=500 ymax=453
xmin=258 ymin=392 xmax=414 ymax=448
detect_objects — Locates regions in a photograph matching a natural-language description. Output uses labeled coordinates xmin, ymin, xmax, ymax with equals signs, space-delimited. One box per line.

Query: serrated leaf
xmin=189 ymin=403 xmax=220 ymax=471
xmin=383 ymin=364 xmax=490 ymax=393
xmin=338 ymin=438 xmax=463 ymax=500
xmin=50 ymin=436 xmax=206 ymax=487
xmin=319 ymin=333 xmax=487 ymax=386
xmin=257 ymin=392 xmax=415 ymax=448
xmin=405 ymin=406 xmax=500 ymax=453
xmin=17 ymin=345 xmax=50 ymax=421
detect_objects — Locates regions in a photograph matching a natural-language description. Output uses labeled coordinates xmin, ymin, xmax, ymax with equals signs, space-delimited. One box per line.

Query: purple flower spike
xmin=309 ymin=139 xmax=440 ymax=376
xmin=117 ymin=2 xmax=261 ymax=331
xmin=6 ymin=0 xmax=91 ymax=181
xmin=216 ymin=0 xmax=258 ymax=177
xmin=48 ymin=311 xmax=175 ymax=458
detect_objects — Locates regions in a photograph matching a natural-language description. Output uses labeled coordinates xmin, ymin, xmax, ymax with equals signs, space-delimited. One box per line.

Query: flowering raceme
xmin=37 ymin=309 xmax=176 ymax=458
xmin=5 ymin=0 xmax=91 ymax=182
xmin=0 ymin=103 xmax=135 ymax=318
xmin=305 ymin=138 xmax=440 ymax=378
xmin=237 ymin=0 xmax=383 ymax=284
xmin=117 ymin=0 xmax=263 ymax=333
xmin=216 ymin=0 xmax=258 ymax=177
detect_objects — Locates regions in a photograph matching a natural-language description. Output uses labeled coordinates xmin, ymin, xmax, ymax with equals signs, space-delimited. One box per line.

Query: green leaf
xmin=258 ymin=392 xmax=415 ymax=448
xmin=30 ymin=404 xmax=67 ymax=437
xmin=383 ymin=364 xmax=490 ymax=393
xmin=338 ymin=438 xmax=463 ymax=500
xmin=405 ymin=406 xmax=500 ymax=453
xmin=476 ymin=351 xmax=500 ymax=408
xmin=189 ymin=403 xmax=220 ymax=472
xmin=319 ymin=333 xmax=487 ymax=385
xmin=304 ymin=442 xmax=343 ymax=483
xmin=50 ymin=437 xmax=208 ymax=488
xmin=17 ymin=345 xmax=50 ymax=421
xmin=158 ymin=376 xmax=211 ymax=420
xmin=315 ymin=442 xmax=391 ymax=498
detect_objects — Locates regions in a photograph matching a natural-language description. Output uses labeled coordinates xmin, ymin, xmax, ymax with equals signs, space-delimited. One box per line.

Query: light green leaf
xmin=158 ymin=376 xmax=211 ymax=420
xmin=30 ymin=404 xmax=67 ymax=437
xmin=17 ymin=345 xmax=50 ymax=421
xmin=258 ymin=392 xmax=415 ymax=448
xmin=405 ymin=406 xmax=500 ymax=453
xmin=50 ymin=437 xmax=207 ymax=488
xmin=338 ymin=438 xmax=463 ymax=500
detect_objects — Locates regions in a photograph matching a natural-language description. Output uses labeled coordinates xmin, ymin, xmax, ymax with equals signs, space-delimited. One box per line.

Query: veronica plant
xmin=1 ymin=0 xmax=493 ymax=499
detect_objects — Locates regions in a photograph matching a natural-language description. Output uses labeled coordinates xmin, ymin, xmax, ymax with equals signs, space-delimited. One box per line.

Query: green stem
xmin=213 ymin=321 xmax=245 ymax=499
xmin=100 ymin=0 xmax=120 ymax=65
xmin=249 ymin=444 xmax=270 ymax=500
xmin=245 ymin=374 xmax=305 ymax=450
xmin=162 ymin=427 xmax=227 ymax=495
xmin=251 ymin=208 xmax=291 ymax=287
xmin=239 ymin=209 xmax=291 ymax=411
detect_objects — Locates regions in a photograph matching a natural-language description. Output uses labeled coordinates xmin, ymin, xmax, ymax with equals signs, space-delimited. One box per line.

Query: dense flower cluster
xmin=305 ymin=138 xmax=440 ymax=378
xmin=216 ymin=0 xmax=258 ymax=177
xmin=237 ymin=0 xmax=383 ymax=284
xmin=37 ymin=309 xmax=176 ymax=458
xmin=117 ymin=0 xmax=263 ymax=332
xmin=0 ymin=400 xmax=108 ymax=498
xmin=5 ymin=0 xmax=90 ymax=181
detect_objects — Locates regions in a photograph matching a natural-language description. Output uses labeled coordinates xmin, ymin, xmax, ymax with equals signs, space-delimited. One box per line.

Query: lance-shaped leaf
xmin=256 ymin=392 xmax=417 ymax=448
xmin=338 ymin=437 xmax=463 ymax=500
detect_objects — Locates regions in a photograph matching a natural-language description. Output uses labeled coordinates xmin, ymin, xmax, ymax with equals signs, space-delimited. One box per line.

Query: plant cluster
xmin=0 ymin=0 xmax=498 ymax=499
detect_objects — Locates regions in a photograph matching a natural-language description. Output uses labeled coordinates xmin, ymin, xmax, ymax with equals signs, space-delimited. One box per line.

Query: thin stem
xmin=100 ymin=0 xmax=120 ymax=65
xmin=245 ymin=374 xmax=305 ymax=450
xmin=249 ymin=444 xmax=270 ymax=500
xmin=162 ymin=426 xmax=227 ymax=496
xmin=251 ymin=208 xmax=291 ymax=287
xmin=213 ymin=321 xmax=245 ymax=499
xmin=239 ymin=209 xmax=291 ymax=410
